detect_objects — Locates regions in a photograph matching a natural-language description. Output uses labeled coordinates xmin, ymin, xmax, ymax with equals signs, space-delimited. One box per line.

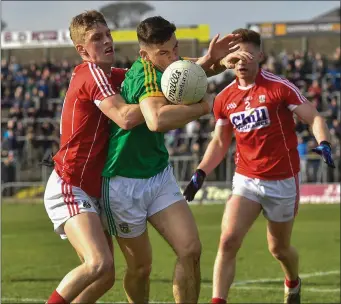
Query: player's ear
xmin=76 ymin=44 xmax=88 ymax=57
xmin=139 ymin=49 xmax=149 ymax=61
xmin=259 ymin=51 xmax=264 ymax=62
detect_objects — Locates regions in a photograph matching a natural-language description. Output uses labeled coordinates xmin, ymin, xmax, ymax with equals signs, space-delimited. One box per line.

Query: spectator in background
xmin=8 ymin=104 xmax=23 ymax=121
xmin=311 ymin=96 xmax=322 ymax=112
xmin=185 ymin=120 xmax=201 ymax=153
xmin=307 ymin=79 xmax=322 ymax=101
xmin=297 ymin=136 xmax=308 ymax=183
xmin=330 ymin=119 xmax=341 ymax=139
xmin=9 ymin=55 xmax=20 ymax=73
xmin=52 ymin=104 xmax=62 ymax=121
xmin=37 ymin=79 xmax=48 ymax=96
xmin=3 ymin=120 xmax=16 ymax=137
xmin=322 ymin=78 xmax=336 ymax=94
xmin=12 ymin=86 xmax=24 ymax=108
xmin=48 ymin=74 xmax=60 ymax=98
xmin=306 ymin=139 xmax=322 ymax=182
xmin=2 ymin=129 xmax=18 ymax=153
xmin=37 ymin=90 xmax=47 ymax=111
xmin=165 ymin=128 xmax=184 ymax=156
xmin=22 ymin=92 xmax=35 ymax=115
xmin=311 ymin=53 xmax=322 ymax=76
xmin=31 ymin=87 xmax=41 ymax=109
xmin=15 ymin=121 xmax=26 ymax=159
xmin=22 ymin=126 xmax=36 ymax=167
xmin=1 ymin=151 xmax=16 ymax=197
xmin=264 ymin=50 xmax=277 ymax=73
xmin=1 ymin=58 xmax=9 ymax=76
xmin=2 ymin=88 xmax=12 ymax=108
xmin=14 ymin=70 xmax=26 ymax=87
xmin=325 ymin=97 xmax=340 ymax=127
xmin=25 ymin=77 xmax=36 ymax=95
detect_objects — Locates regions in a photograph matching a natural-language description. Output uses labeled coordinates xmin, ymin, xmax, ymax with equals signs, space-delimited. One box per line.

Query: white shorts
xmin=44 ymin=170 xmax=101 ymax=239
xmin=232 ymin=172 xmax=300 ymax=222
xmin=100 ymin=165 xmax=184 ymax=238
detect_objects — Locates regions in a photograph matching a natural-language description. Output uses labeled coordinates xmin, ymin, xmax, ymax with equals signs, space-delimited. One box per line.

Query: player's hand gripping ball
xmin=161 ymin=60 xmax=208 ymax=105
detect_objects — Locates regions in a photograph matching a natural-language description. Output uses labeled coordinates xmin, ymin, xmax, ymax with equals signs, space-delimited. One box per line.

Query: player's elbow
xmin=146 ymin=120 xmax=161 ymax=132
xmin=119 ymin=119 xmax=135 ymax=130
xmin=146 ymin=117 xmax=167 ymax=132
xmin=117 ymin=112 xmax=139 ymax=130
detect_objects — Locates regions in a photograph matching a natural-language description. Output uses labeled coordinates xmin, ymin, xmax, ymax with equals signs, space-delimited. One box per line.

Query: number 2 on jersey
xmin=245 ymin=100 xmax=251 ymax=110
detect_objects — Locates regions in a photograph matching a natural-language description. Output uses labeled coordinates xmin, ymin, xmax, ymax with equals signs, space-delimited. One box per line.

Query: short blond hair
xmin=69 ymin=10 xmax=108 ymax=44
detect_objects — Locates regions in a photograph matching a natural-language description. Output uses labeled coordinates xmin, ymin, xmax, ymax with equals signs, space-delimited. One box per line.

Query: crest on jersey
xmin=119 ymin=222 xmax=131 ymax=234
xmin=259 ymin=95 xmax=266 ymax=103
xmin=227 ymin=103 xmax=237 ymax=110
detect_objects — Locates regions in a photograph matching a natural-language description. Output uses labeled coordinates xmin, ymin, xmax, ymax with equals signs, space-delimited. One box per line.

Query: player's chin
xmin=102 ymin=54 xmax=115 ymax=64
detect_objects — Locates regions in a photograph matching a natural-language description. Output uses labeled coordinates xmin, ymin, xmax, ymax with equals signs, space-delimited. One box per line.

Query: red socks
xmin=46 ymin=290 xmax=68 ymax=304
xmin=212 ymin=298 xmax=227 ymax=304
xmin=285 ymin=277 xmax=300 ymax=288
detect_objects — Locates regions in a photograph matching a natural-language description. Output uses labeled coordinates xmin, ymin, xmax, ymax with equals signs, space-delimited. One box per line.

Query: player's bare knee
xmin=127 ymin=263 xmax=152 ymax=280
xmin=219 ymin=232 xmax=243 ymax=255
xmin=177 ymin=238 xmax=202 ymax=262
xmin=268 ymin=244 xmax=290 ymax=261
xmin=85 ymin=255 xmax=114 ymax=279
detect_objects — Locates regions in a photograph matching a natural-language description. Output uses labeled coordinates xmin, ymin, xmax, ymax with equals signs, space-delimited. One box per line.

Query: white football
xmin=161 ymin=60 xmax=208 ymax=105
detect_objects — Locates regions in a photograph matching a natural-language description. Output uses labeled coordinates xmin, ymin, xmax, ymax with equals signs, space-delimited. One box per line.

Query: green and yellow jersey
xmin=102 ymin=57 xmax=169 ymax=178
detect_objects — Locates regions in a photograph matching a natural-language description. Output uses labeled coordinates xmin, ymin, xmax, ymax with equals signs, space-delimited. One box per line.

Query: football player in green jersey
xmin=101 ymin=16 xmax=243 ymax=303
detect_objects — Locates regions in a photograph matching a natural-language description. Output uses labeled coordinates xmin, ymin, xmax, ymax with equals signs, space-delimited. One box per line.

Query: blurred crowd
xmin=1 ymin=48 xmax=340 ymax=191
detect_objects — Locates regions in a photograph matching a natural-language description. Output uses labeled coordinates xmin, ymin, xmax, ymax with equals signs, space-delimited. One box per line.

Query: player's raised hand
xmin=183 ymin=169 xmax=206 ymax=202
xmin=312 ymin=141 xmax=336 ymax=168
xmin=207 ymin=33 xmax=242 ymax=63
xmin=221 ymin=51 xmax=254 ymax=69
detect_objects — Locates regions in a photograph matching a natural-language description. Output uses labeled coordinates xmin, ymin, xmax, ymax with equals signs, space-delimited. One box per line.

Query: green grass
xmin=1 ymin=203 xmax=340 ymax=303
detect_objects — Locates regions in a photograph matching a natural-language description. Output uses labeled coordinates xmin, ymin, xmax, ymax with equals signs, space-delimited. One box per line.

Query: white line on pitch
xmin=201 ymin=270 xmax=340 ymax=287
xmin=232 ymin=286 xmax=340 ymax=293
xmin=2 ymin=270 xmax=340 ymax=303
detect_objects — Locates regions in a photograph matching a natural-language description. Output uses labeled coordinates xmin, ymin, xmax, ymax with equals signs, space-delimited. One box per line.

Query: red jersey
xmin=53 ymin=62 xmax=127 ymax=197
xmin=213 ymin=69 xmax=308 ymax=180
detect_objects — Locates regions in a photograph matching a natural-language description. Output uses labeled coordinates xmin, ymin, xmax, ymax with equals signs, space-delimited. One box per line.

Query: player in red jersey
xmin=184 ymin=29 xmax=335 ymax=304
xmin=43 ymin=11 xmax=144 ymax=304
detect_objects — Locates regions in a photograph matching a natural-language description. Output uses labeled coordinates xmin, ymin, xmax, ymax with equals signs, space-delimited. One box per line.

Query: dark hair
xmin=232 ymin=28 xmax=261 ymax=48
xmin=137 ymin=16 xmax=176 ymax=45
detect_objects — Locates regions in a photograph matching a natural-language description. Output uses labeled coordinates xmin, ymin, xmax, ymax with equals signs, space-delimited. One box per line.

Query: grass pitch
xmin=1 ymin=202 xmax=340 ymax=303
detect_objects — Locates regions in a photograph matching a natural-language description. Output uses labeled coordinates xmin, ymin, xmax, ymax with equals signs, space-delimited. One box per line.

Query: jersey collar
xmin=235 ymin=69 xmax=263 ymax=90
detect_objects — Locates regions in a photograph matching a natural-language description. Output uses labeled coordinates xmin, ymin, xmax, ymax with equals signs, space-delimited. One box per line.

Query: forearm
xmin=155 ymin=102 xmax=207 ymax=132
xmin=196 ymin=54 xmax=216 ymax=75
xmin=310 ymin=115 xmax=331 ymax=144
xmin=110 ymin=104 xmax=144 ymax=130
xmin=184 ymin=55 xmax=225 ymax=77
xmin=198 ymin=135 xmax=231 ymax=175
xmin=206 ymin=60 xmax=227 ymax=77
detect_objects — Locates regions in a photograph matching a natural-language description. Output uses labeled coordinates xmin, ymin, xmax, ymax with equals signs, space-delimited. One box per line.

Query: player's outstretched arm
xmin=294 ymin=102 xmax=335 ymax=168
xmin=98 ymin=94 xmax=145 ymax=130
xmin=139 ymin=94 xmax=213 ymax=133
xmin=184 ymin=122 xmax=233 ymax=201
